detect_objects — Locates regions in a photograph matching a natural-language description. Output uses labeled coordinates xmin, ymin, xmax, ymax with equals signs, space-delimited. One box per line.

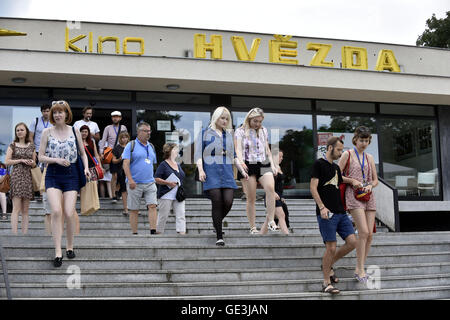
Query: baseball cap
xmin=111 ymin=111 xmax=122 ymax=116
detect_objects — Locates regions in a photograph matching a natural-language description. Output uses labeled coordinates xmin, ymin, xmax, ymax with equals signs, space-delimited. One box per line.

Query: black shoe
xmin=66 ymin=250 xmax=76 ymax=259
xmin=53 ymin=257 xmax=63 ymax=267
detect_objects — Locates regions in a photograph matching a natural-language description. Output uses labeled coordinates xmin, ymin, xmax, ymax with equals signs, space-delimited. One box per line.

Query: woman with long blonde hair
xmin=196 ymin=106 xmax=248 ymax=246
xmin=235 ymin=107 xmax=279 ymax=234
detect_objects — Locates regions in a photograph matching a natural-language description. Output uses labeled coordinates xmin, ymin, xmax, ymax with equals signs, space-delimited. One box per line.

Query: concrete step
xmin=4 ymin=251 xmax=450 ymax=270
xmin=129 ymin=286 xmax=450 ymax=300
xmin=14 ymin=214 xmax=321 ymax=223
xmin=3 ymin=240 xmax=449 ymax=259
xmin=2 ymin=231 xmax=444 ymax=246
xmin=2 ymin=273 xmax=449 ymax=298
xmin=6 ymin=262 xmax=450 ymax=284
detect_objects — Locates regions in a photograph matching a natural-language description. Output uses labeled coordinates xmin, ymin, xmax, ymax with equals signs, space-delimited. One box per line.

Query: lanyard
xmin=42 ymin=117 xmax=49 ymax=129
xmin=353 ymin=147 xmax=366 ymax=181
xmin=113 ymin=124 xmax=119 ymax=136
xmin=137 ymin=139 xmax=150 ymax=160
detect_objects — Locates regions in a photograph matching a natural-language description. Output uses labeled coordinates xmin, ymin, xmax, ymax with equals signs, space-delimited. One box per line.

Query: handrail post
xmin=0 ymin=238 xmax=12 ymax=300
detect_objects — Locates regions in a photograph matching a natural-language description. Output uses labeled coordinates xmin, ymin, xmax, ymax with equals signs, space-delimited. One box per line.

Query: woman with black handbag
xmin=338 ymin=126 xmax=378 ymax=283
xmin=155 ymin=143 xmax=186 ymax=234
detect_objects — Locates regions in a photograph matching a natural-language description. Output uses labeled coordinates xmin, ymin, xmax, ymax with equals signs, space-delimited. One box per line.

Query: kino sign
xmin=65 ymin=28 xmax=401 ymax=72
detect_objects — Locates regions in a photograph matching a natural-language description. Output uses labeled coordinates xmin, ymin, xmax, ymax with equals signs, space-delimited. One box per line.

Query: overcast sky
xmin=0 ymin=0 xmax=448 ymax=46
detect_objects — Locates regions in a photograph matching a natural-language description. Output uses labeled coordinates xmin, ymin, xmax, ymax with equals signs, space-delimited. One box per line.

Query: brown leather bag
xmin=0 ymin=173 xmax=11 ymax=193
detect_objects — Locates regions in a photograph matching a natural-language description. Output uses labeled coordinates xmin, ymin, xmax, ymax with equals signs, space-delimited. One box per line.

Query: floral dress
xmin=344 ymin=150 xmax=377 ymax=211
xmin=10 ymin=143 xmax=35 ymax=200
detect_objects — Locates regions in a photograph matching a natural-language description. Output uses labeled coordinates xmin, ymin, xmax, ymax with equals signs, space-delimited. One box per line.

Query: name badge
xmin=145 ymin=159 xmax=151 ymax=164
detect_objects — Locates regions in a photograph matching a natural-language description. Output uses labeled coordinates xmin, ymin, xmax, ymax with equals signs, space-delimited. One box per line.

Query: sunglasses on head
xmin=51 ymin=100 xmax=66 ymax=105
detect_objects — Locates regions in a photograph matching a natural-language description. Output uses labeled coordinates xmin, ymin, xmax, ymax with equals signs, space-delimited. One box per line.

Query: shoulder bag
xmin=84 ymin=145 xmax=104 ymax=180
xmin=354 ymin=151 xmax=372 ymax=202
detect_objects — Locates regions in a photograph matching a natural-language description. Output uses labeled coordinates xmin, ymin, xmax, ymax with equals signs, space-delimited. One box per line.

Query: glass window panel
xmin=232 ymin=96 xmax=311 ymax=111
xmin=316 ymin=100 xmax=376 ymax=113
xmin=0 ymin=87 xmax=49 ymax=99
xmin=233 ymin=111 xmax=314 ymax=197
xmin=136 ymin=92 xmax=210 ymax=105
xmin=0 ymin=106 xmax=41 ymax=162
xmin=53 ymin=89 xmax=132 ymax=101
xmin=316 ymin=115 xmax=379 ymax=172
xmin=380 ymin=118 xmax=439 ymax=197
xmin=137 ymin=108 xmax=211 ymax=196
xmin=380 ymin=104 xmax=435 ymax=116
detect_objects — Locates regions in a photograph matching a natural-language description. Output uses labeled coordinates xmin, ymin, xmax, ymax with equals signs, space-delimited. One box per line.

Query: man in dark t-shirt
xmin=310 ymin=136 xmax=357 ymax=294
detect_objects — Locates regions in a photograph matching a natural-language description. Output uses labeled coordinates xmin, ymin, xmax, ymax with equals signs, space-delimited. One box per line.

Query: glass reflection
xmin=137 ymin=109 xmax=211 ymax=196
xmin=380 ymin=118 xmax=439 ymax=197
xmin=233 ymin=111 xmax=313 ymax=197
xmin=317 ymin=115 xmax=379 ymax=172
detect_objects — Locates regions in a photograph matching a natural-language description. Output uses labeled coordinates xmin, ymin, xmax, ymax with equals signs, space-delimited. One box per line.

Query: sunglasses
xmin=51 ymin=100 xmax=66 ymax=105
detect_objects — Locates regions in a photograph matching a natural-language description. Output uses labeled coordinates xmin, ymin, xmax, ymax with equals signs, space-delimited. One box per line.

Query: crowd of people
xmin=0 ymin=101 xmax=378 ymax=295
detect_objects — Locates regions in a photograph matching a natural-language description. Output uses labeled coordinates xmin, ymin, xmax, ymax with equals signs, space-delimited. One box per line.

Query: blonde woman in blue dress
xmin=196 ymin=107 xmax=248 ymax=246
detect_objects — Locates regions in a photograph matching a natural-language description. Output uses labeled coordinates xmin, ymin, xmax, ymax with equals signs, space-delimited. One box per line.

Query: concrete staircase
xmin=0 ymin=198 xmax=449 ymax=300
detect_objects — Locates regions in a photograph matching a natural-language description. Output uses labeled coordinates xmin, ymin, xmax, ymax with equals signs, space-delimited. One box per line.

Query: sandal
xmin=268 ymin=220 xmax=280 ymax=232
xmin=321 ymin=283 xmax=340 ymax=294
xmin=321 ymin=265 xmax=339 ymax=284
xmin=249 ymin=226 xmax=259 ymax=235
xmin=1 ymin=214 xmax=7 ymax=221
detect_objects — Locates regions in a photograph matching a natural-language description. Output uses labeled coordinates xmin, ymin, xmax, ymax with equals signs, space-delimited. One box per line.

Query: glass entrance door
xmin=232 ymin=111 xmax=314 ymax=197
xmin=137 ymin=109 xmax=211 ymax=196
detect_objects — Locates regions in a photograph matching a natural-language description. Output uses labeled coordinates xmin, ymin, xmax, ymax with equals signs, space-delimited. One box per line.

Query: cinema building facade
xmin=1 ymin=18 xmax=449 ymax=231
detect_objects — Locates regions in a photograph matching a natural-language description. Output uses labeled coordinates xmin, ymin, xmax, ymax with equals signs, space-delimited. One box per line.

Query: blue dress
xmin=195 ymin=127 xmax=237 ymax=191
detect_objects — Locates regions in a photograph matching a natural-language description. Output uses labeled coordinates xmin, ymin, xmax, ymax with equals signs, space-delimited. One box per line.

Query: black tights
xmin=207 ymin=188 xmax=234 ymax=240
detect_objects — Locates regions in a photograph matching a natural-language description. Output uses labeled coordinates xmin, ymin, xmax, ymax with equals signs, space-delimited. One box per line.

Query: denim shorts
xmin=317 ymin=213 xmax=355 ymax=243
xmin=45 ymin=163 xmax=80 ymax=193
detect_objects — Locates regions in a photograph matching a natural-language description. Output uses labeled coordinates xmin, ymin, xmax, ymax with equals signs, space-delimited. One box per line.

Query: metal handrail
xmin=0 ymin=238 xmax=12 ymax=300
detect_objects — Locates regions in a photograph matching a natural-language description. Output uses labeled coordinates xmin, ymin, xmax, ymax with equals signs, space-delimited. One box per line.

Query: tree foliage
xmin=416 ymin=11 xmax=450 ymax=48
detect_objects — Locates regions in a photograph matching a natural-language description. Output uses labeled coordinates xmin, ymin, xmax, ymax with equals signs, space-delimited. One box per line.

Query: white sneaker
xmin=215 ymin=239 xmax=225 ymax=246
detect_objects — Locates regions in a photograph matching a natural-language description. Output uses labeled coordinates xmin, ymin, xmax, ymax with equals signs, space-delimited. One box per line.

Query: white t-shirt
xmin=73 ymin=119 xmax=100 ymax=135
xmin=29 ymin=116 xmax=53 ymax=151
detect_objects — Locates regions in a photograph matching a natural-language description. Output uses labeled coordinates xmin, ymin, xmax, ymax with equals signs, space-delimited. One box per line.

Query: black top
xmin=155 ymin=160 xmax=186 ymax=199
xmin=274 ymin=172 xmax=285 ymax=198
xmin=311 ymin=158 xmax=346 ymax=215
xmin=112 ymin=144 xmax=125 ymax=166
xmin=84 ymin=144 xmax=96 ymax=169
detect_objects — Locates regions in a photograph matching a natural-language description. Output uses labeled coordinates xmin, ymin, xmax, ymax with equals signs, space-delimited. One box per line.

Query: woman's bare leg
xmin=62 ymin=191 xmax=78 ymax=252
xmin=20 ymin=198 xmax=30 ymax=234
xmin=47 ymin=188 xmax=64 ymax=258
xmin=11 ymin=197 xmax=22 ymax=234
xmin=240 ymin=176 xmax=257 ymax=230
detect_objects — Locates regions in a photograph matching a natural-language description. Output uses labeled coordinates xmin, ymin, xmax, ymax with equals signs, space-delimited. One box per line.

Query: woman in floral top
xmin=235 ymin=108 xmax=280 ymax=234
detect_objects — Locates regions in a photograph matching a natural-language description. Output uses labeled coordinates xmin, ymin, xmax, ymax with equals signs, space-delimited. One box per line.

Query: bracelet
xmin=319 ymin=206 xmax=325 ymax=210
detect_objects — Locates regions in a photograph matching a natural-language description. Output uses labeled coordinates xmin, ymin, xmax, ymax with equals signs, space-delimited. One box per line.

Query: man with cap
xmin=99 ymin=111 xmax=128 ymax=203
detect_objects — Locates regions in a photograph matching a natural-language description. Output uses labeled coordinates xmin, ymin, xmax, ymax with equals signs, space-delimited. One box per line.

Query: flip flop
xmin=354 ymin=273 xmax=368 ymax=283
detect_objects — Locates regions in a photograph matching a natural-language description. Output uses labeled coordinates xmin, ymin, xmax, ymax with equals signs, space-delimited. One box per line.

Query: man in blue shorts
xmin=310 ymin=136 xmax=357 ymax=294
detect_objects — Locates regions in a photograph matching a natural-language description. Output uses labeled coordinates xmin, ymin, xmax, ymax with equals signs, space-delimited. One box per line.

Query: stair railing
xmin=372 ymin=177 xmax=400 ymax=232
xmin=0 ymin=238 xmax=12 ymax=299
